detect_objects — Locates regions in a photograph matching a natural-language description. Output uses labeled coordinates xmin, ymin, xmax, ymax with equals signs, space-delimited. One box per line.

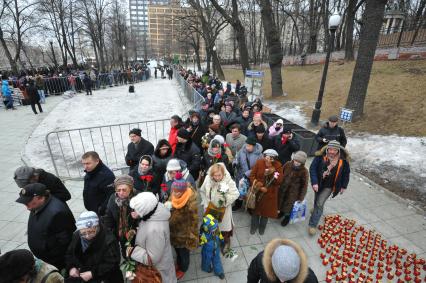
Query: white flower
xmin=164 ymin=201 xmax=172 ymax=210
xmin=218 ymin=184 xmax=228 ymax=193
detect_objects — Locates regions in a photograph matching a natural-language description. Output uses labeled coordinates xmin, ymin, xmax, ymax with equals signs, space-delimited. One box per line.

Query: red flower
xmin=223 ymin=143 xmax=229 ymax=147
xmin=140 ymin=175 xmax=154 ymax=182
xmin=161 ymin=183 xmax=168 ymax=192
xmin=215 ymin=153 xmax=222 ymax=159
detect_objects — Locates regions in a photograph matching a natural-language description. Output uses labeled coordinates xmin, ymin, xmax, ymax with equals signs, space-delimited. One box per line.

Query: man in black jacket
xmin=26 ymin=80 xmax=43 ymax=114
xmin=14 ymin=166 xmax=71 ymax=202
xmin=16 ymin=183 xmax=76 ymax=270
xmin=273 ymin=129 xmax=301 ymax=165
xmin=315 ymin=115 xmax=347 ymax=149
xmin=125 ymin=128 xmax=154 ymax=173
xmin=82 ymin=151 xmax=115 ymax=216
xmin=173 ymin=128 xmax=201 ymax=180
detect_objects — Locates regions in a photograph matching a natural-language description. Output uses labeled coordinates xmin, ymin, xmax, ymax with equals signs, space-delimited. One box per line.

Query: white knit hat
xmin=272 ymin=245 xmax=300 ymax=282
xmin=263 ymin=149 xmax=279 ymax=158
xmin=130 ymin=192 xmax=158 ymax=218
xmin=213 ymin=135 xmax=225 ymax=145
xmin=166 ymin=158 xmax=181 ymax=171
xmin=76 ymin=211 xmax=99 ymax=230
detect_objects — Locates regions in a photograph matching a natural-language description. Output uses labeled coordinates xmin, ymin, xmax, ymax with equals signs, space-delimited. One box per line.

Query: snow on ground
xmin=265 ymin=100 xmax=309 ymax=127
xmin=23 ymin=79 xmax=187 ymax=177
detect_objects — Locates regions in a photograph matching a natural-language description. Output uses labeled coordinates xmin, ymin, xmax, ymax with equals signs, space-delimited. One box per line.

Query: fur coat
xmin=247 ymin=238 xmax=318 ymax=283
xmin=278 ymin=161 xmax=309 ymax=215
xmin=169 ymin=189 xmax=199 ymax=250
xmin=249 ymin=159 xmax=284 ymax=218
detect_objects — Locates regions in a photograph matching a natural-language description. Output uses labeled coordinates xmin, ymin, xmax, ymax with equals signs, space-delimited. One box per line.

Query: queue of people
xmin=1 ymin=67 xmax=352 ymax=283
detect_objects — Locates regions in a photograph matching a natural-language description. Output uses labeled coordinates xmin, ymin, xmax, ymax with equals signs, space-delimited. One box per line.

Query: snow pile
xmin=23 ymin=79 xmax=186 ymax=175
xmin=265 ymin=100 xmax=309 ymax=127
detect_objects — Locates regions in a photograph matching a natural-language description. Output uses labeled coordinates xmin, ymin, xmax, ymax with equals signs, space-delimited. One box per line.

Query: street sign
xmin=340 ymin=108 xmax=354 ymax=122
xmin=245 ymin=70 xmax=264 ymax=78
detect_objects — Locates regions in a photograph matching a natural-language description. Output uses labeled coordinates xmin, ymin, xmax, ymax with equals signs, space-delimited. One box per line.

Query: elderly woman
xmin=161 ymin=158 xmax=196 ymax=202
xmin=131 ymin=155 xmax=161 ymax=197
xmin=249 ymin=149 xmax=284 ymax=235
xmin=103 ymin=175 xmax=139 ymax=257
xmin=168 ymin=174 xmax=199 ymax=280
xmin=128 ymin=192 xmax=176 ymax=282
xmin=202 ymin=138 xmax=230 ymax=172
xmin=200 ymin=163 xmax=239 ymax=259
xmin=65 ymin=211 xmax=123 ymax=283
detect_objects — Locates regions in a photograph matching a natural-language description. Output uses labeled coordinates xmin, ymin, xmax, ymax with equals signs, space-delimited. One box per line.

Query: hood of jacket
xmin=144 ymin=202 xmax=170 ymax=222
xmin=241 ymin=142 xmax=263 ymax=156
xmin=263 ymin=238 xmax=309 ymax=283
xmin=154 ymin=139 xmax=172 ymax=158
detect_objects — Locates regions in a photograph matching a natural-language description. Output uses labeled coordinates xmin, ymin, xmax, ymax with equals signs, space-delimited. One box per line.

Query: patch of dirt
xmin=223 ymin=60 xmax=426 ymax=137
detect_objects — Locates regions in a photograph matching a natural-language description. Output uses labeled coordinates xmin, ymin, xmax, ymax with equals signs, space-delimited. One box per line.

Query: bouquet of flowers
xmin=120 ymin=229 xmax=137 ymax=280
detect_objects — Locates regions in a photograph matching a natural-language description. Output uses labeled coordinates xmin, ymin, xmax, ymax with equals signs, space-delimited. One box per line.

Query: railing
xmin=173 ymin=66 xmax=205 ymax=111
xmin=46 ymin=118 xmax=169 ymax=179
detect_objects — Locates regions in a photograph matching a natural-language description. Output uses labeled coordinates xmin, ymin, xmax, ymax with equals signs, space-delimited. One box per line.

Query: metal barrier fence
xmin=46 ymin=118 xmax=169 ymax=179
xmin=173 ymin=67 xmax=205 ymax=111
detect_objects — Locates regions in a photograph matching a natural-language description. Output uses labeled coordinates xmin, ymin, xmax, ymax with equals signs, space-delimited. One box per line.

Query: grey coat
xmin=131 ymin=203 xmax=177 ymax=283
xmin=234 ymin=143 xmax=263 ymax=183
xmin=225 ymin=133 xmax=247 ymax=156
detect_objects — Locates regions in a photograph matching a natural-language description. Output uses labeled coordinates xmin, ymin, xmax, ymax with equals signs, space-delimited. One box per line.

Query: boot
xmin=277 ymin=211 xmax=285 ymax=218
xmin=232 ymin=199 xmax=243 ymax=211
xmin=281 ymin=215 xmax=290 ymax=227
xmin=250 ymin=214 xmax=259 ymax=234
xmin=258 ymin=217 xmax=268 ymax=235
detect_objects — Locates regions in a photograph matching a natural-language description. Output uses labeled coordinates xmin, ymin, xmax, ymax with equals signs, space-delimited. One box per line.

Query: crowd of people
xmin=0 ymin=66 xmax=351 ymax=283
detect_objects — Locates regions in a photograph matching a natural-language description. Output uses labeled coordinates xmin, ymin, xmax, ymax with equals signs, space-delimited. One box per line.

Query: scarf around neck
xmin=171 ymin=189 xmax=193 ymax=209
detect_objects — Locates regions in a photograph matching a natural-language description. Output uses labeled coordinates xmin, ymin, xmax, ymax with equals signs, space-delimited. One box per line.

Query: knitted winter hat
xmin=171 ymin=172 xmax=187 ymax=192
xmin=213 ymin=134 xmax=225 ymax=145
xmin=177 ymin=128 xmax=191 ymax=140
xmin=263 ymin=149 xmax=279 ymax=158
xmin=327 ymin=140 xmax=341 ymax=150
xmin=272 ymin=245 xmax=301 ymax=282
xmin=130 ymin=192 xmax=158 ymax=218
xmin=246 ymin=136 xmax=257 ymax=146
xmin=293 ymin=151 xmax=307 ymax=164
xmin=76 ymin=211 xmax=99 ymax=230
xmin=114 ymin=174 xmax=134 ymax=188
xmin=129 ymin=128 xmax=142 ymax=137
xmin=0 ymin=249 xmax=35 ymax=282
xmin=167 ymin=158 xmax=181 ymax=171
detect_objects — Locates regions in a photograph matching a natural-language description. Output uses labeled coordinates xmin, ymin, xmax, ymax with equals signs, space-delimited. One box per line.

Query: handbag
xmin=204 ymin=201 xmax=226 ymax=222
xmin=245 ymin=180 xmax=259 ymax=210
xmin=132 ymin=255 xmax=162 ymax=283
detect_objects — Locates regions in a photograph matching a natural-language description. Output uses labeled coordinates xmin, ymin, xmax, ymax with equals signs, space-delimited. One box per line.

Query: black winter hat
xmin=177 ymin=128 xmax=191 ymax=140
xmin=255 ymin=124 xmax=266 ymax=134
xmin=129 ymin=128 xmax=142 ymax=137
xmin=0 ymin=249 xmax=35 ymax=282
xmin=246 ymin=136 xmax=257 ymax=145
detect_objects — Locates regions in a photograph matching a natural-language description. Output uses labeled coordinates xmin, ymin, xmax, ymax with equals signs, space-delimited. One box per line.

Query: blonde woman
xmin=200 ymin=163 xmax=239 ymax=259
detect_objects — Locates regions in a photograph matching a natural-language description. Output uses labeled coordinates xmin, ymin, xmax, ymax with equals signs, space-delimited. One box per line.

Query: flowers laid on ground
xmin=318 ymin=214 xmax=425 ymax=283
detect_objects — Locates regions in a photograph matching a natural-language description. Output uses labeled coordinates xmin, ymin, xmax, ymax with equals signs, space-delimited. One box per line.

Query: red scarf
xmin=281 ymin=135 xmax=288 ymax=145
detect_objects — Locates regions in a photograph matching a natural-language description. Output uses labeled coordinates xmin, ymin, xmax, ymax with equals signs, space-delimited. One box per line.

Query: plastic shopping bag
xmin=289 ymin=200 xmax=307 ymax=224
xmin=238 ymin=176 xmax=250 ymax=198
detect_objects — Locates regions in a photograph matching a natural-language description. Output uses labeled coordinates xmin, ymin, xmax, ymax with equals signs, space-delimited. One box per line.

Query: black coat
xmin=26 ymin=84 xmax=40 ymax=103
xmin=28 ymin=196 xmax=76 ymax=269
xmin=130 ymin=169 xmax=162 ymax=197
xmin=273 ymin=134 xmax=301 ymax=165
xmin=315 ymin=122 xmax=347 ymax=149
xmin=65 ymin=226 xmax=123 ymax=283
xmin=188 ymin=123 xmax=207 ymax=149
xmin=247 ymin=251 xmax=318 ymax=283
xmin=174 ymin=140 xmax=201 ymax=180
xmin=235 ymin=116 xmax=252 ymax=136
xmin=83 ymin=162 xmax=115 ymax=216
xmin=152 ymin=139 xmax=173 ymax=178
xmin=125 ymin=138 xmax=154 ymax=173
xmin=256 ymin=134 xmax=273 ymax=151
xmin=36 ymin=168 xmax=71 ymax=202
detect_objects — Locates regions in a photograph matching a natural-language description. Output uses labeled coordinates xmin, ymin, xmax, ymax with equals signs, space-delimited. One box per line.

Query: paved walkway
xmin=0 ymin=82 xmax=425 ymax=283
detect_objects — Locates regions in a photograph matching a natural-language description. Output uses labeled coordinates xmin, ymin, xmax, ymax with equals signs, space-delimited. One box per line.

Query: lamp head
xmin=329 ymin=10 xmax=342 ymax=31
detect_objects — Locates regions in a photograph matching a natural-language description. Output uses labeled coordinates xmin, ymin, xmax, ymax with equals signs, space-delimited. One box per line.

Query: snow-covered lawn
xmin=23 ymin=79 xmax=187 ymax=177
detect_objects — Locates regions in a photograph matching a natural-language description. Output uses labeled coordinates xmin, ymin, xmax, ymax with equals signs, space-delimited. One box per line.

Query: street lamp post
xmin=122 ymin=45 xmax=127 ymax=69
xmin=310 ymin=10 xmax=342 ymax=126
xmin=212 ymin=45 xmax=217 ymax=77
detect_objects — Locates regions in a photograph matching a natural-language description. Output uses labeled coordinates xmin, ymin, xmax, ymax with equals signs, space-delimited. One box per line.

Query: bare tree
xmin=209 ymin=0 xmax=250 ymax=74
xmin=345 ymin=0 xmax=389 ymax=119
xmin=0 ymin=0 xmax=40 ymax=74
xmin=257 ymin=0 xmax=284 ymax=97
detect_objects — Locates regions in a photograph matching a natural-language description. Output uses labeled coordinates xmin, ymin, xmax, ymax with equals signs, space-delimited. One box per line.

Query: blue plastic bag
xmin=289 ymin=200 xmax=307 ymax=224
xmin=238 ymin=176 xmax=250 ymax=197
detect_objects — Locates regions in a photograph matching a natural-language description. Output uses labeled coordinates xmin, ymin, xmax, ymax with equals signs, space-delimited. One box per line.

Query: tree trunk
xmin=258 ymin=0 xmax=283 ymax=97
xmin=308 ymin=0 xmax=318 ymax=53
xmin=345 ymin=0 xmax=388 ymax=119
xmin=0 ymin=29 xmax=19 ymax=74
xmin=213 ymin=50 xmax=225 ymax=80
xmin=345 ymin=0 xmax=357 ymax=61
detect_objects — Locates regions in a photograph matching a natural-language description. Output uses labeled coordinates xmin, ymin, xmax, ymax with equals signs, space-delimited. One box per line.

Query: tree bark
xmin=258 ymin=0 xmax=283 ymax=97
xmin=345 ymin=0 xmax=357 ymax=61
xmin=0 ymin=28 xmax=18 ymax=74
xmin=345 ymin=0 xmax=388 ymax=119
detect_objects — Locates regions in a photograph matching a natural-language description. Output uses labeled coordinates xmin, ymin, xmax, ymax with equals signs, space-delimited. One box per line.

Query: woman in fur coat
xmin=167 ymin=173 xmax=199 ymax=280
xmin=278 ymin=151 xmax=309 ymax=227
xmin=247 ymin=238 xmax=318 ymax=283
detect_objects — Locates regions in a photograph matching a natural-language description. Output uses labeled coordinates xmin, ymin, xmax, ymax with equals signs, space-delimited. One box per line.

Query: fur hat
xmin=114 ymin=174 xmax=134 ymax=188
xmin=76 ymin=211 xmax=99 ymax=230
xmin=129 ymin=128 xmax=142 ymax=137
xmin=171 ymin=172 xmax=187 ymax=192
xmin=293 ymin=151 xmax=307 ymax=164
xmin=0 ymin=249 xmax=35 ymax=282
xmin=263 ymin=149 xmax=279 ymax=158
xmin=130 ymin=192 xmax=158 ymax=218
xmin=272 ymin=245 xmax=301 ymax=282
xmin=177 ymin=128 xmax=191 ymax=140
xmin=167 ymin=158 xmax=181 ymax=171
